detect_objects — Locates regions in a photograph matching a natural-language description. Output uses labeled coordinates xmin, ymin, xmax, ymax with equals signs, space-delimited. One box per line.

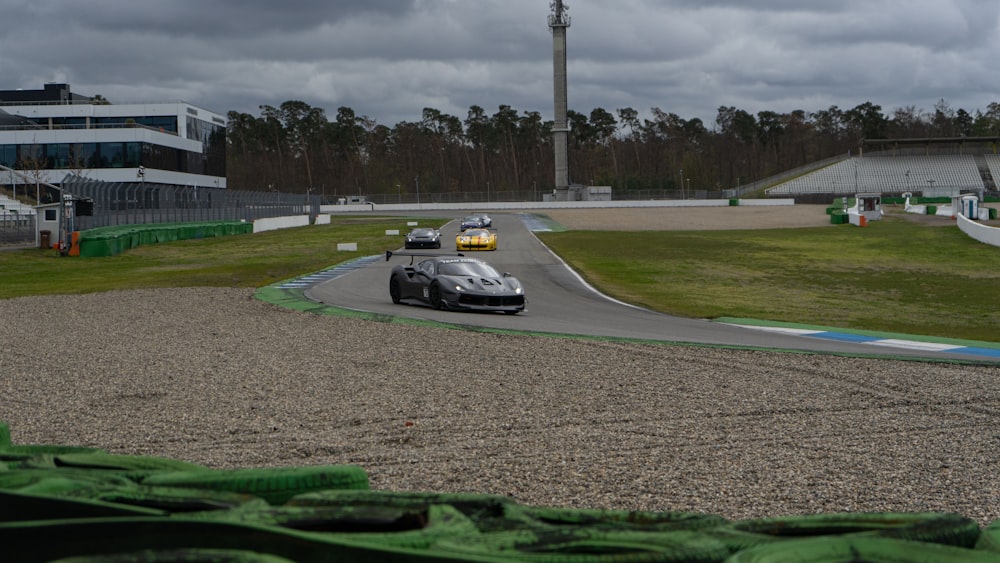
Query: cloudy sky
xmin=2 ymin=0 xmax=999 ymax=128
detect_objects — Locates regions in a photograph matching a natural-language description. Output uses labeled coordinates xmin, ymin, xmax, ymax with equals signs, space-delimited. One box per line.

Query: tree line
xmin=225 ymin=99 xmax=1000 ymax=201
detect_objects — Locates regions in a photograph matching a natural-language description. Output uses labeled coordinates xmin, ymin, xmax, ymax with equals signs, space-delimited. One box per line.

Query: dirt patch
xmin=532 ymin=204 xmax=833 ymax=231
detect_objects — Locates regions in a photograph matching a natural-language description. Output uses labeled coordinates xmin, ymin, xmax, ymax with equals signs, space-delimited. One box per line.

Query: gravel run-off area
xmin=2 ymin=205 xmax=1000 ymax=526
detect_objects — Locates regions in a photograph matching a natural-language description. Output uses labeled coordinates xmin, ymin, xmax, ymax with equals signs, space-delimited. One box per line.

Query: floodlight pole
xmin=549 ymin=0 xmax=571 ymax=201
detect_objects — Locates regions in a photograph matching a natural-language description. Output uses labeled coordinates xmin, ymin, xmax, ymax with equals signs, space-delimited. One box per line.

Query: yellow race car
xmin=456 ymin=228 xmax=497 ymax=251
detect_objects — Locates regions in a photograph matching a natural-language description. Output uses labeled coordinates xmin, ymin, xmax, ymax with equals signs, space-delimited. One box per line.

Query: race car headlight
xmin=515 ymin=287 xmax=522 ymax=294
xmin=454 ymin=285 xmax=465 ymax=292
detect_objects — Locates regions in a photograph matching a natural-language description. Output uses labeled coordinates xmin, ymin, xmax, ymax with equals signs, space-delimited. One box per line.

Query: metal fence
xmin=0 ymin=210 xmax=34 ymax=246
xmin=363 ymin=188 xmax=730 ymax=205
xmin=59 ymin=179 xmax=318 ymax=231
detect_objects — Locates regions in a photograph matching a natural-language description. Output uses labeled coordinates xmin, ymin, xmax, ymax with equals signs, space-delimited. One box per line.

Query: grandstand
xmin=766 ymin=154 xmax=988 ymax=197
xmin=0 ymin=193 xmax=34 ymax=217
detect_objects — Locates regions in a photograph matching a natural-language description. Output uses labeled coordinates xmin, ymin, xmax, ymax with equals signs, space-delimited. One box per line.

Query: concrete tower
xmin=549 ymin=0 xmax=571 ymax=201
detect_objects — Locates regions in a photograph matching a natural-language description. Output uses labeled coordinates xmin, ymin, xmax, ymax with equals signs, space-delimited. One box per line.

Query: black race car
xmin=459 ymin=215 xmax=484 ymax=230
xmin=404 ymin=227 xmax=441 ymax=249
xmin=386 ymin=251 xmax=525 ymax=315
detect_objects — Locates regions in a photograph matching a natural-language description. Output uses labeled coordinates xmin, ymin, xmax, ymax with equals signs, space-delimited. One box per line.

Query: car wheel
xmin=428 ymin=282 xmax=444 ymax=310
xmin=389 ymin=275 xmax=402 ymax=304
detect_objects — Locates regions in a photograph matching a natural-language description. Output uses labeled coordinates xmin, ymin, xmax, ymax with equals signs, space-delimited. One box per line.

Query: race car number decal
xmin=423 ymin=287 xmax=429 ymax=298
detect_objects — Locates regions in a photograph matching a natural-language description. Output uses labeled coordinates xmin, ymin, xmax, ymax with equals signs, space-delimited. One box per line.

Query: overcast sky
xmin=3 ymin=0 xmax=999 ymax=128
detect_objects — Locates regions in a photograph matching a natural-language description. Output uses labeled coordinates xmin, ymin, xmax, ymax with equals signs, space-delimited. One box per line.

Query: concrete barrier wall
xmin=737 ymin=198 xmax=795 ymax=206
xmin=957 ymin=214 xmax=1000 ymax=247
xmin=253 ymin=215 xmax=311 ymax=233
xmin=319 ymin=198 xmax=795 ymax=214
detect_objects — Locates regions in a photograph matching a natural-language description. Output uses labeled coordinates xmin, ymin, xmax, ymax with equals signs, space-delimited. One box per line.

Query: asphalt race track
xmin=305 ymin=212 xmax=998 ymax=364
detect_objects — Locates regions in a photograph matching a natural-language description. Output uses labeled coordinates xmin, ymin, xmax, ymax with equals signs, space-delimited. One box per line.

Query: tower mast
xmin=549 ymin=0 xmax=571 ymax=201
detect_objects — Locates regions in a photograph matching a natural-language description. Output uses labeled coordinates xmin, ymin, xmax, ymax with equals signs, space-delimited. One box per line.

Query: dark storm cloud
xmin=19 ymin=0 xmax=416 ymax=36
xmin=2 ymin=0 xmax=999 ymax=128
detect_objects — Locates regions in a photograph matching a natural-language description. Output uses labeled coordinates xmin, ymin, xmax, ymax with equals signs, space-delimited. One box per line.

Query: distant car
xmin=456 ymin=228 xmax=497 ymax=251
xmin=459 ymin=215 xmax=484 ymax=230
xmin=473 ymin=212 xmax=492 ymax=227
xmin=404 ymin=227 xmax=441 ymax=249
xmin=387 ymin=252 xmax=525 ymax=315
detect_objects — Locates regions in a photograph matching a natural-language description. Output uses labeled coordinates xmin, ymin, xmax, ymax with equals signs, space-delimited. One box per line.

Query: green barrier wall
xmin=77 ymin=221 xmax=254 ymax=257
xmin=0 ymin=420 xmax=992 ymax=561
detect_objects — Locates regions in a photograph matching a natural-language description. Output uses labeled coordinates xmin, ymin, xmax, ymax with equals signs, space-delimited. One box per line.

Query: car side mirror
xmin=503 ymin=272 xmax=512 ymax=277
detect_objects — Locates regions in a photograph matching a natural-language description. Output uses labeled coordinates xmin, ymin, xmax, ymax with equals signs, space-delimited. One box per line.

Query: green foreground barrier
xmin=77 ymin=221 xmax=254 ymax=257
xmin=2 ymin=420 xmax=997 ymax=561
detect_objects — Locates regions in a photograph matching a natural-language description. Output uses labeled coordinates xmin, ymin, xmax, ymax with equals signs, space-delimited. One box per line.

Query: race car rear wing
xmin=386 ymin=250 xmax=465 ymax=264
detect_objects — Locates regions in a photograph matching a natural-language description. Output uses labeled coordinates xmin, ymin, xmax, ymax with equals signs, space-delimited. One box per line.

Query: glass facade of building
xmin=0 ymin=114 xmax=225 ymax=177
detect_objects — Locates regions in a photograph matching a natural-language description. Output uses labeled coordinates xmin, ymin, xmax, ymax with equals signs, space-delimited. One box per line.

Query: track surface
xmin=306 ymin=213 xmax=997 ymax=363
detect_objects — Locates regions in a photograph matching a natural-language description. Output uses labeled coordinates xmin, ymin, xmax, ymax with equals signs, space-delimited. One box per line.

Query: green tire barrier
xmin=1 ymin=489 xmax=166 ymax=522
xmin=77 ymin=221 xmax=253 ymax=257
xmin=31 ymin=451 xmax=209 ymax=472
xmin=0 ymin=468 xmax=140 ymax=497
xmin=11 ymin=452 xmax=209 ymax=481
xmin=2 ymin=422 xmax=998 ymax=561
xmin=518 ymin=505 xmax=729 ymax=533
xmin=431 ymin=528 xmax=731 ymax=562
xmin=49 ymin=548 xmax=297 ymax=562
xmin=0 ymin=518 xmax=482 ymax=563
xmin=76 ymin=485 xmax=270 ymax=515
xmin=705 ymin=511 xmax=980 ymax=553
xmin=140 ymin=465 xmax=371 ymax=505
xmin=1 ymin=444 xmax=108 ymax=464
xmin=0 ymin=467 xmax=265 ymax=514
xmin=182 ymin=502 xmax=483 ymax=550
xmin=725 ymin=535 xmax=999 ymax=562
xmin=286 ymin=489 xmax=538 ymax=532
xmin=974 ymin=518 xmax=1000 ymax=552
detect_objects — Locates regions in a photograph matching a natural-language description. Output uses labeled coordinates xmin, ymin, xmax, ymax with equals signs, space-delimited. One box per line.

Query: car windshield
xmin=463 ymin=229 xmax=489 ymax=237
xmin=410 ymin=228 xmax=435 ymax=236
xmin=438 ymin=260 xmax=501 ymax=277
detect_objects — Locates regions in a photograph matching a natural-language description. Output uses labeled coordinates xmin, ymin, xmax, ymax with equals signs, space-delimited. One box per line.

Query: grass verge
xmin=537 ymin=215 xmax=1000 ymax=342
xmin=0 ymin=217 xmax=442 ymax=299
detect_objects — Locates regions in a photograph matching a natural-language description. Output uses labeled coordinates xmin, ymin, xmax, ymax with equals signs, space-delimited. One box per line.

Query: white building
xmin=0 ymin=83 xmax=226 ymax=193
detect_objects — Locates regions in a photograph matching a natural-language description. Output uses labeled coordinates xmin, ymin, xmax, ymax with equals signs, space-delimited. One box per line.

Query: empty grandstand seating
xmin=983 ymin=155 xmax=1000 ymax=190
xmin=0 ymin=194 xmax=35 ymax=219
xmin=767 ymin=155 xmax=986 ymax=196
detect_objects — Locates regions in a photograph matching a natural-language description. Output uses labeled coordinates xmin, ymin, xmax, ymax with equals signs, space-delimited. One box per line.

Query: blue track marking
xmin=723 ymin=323 xmax=1000 ymax=360
xmin=275 ymin=255 xmax=382 ymax=289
